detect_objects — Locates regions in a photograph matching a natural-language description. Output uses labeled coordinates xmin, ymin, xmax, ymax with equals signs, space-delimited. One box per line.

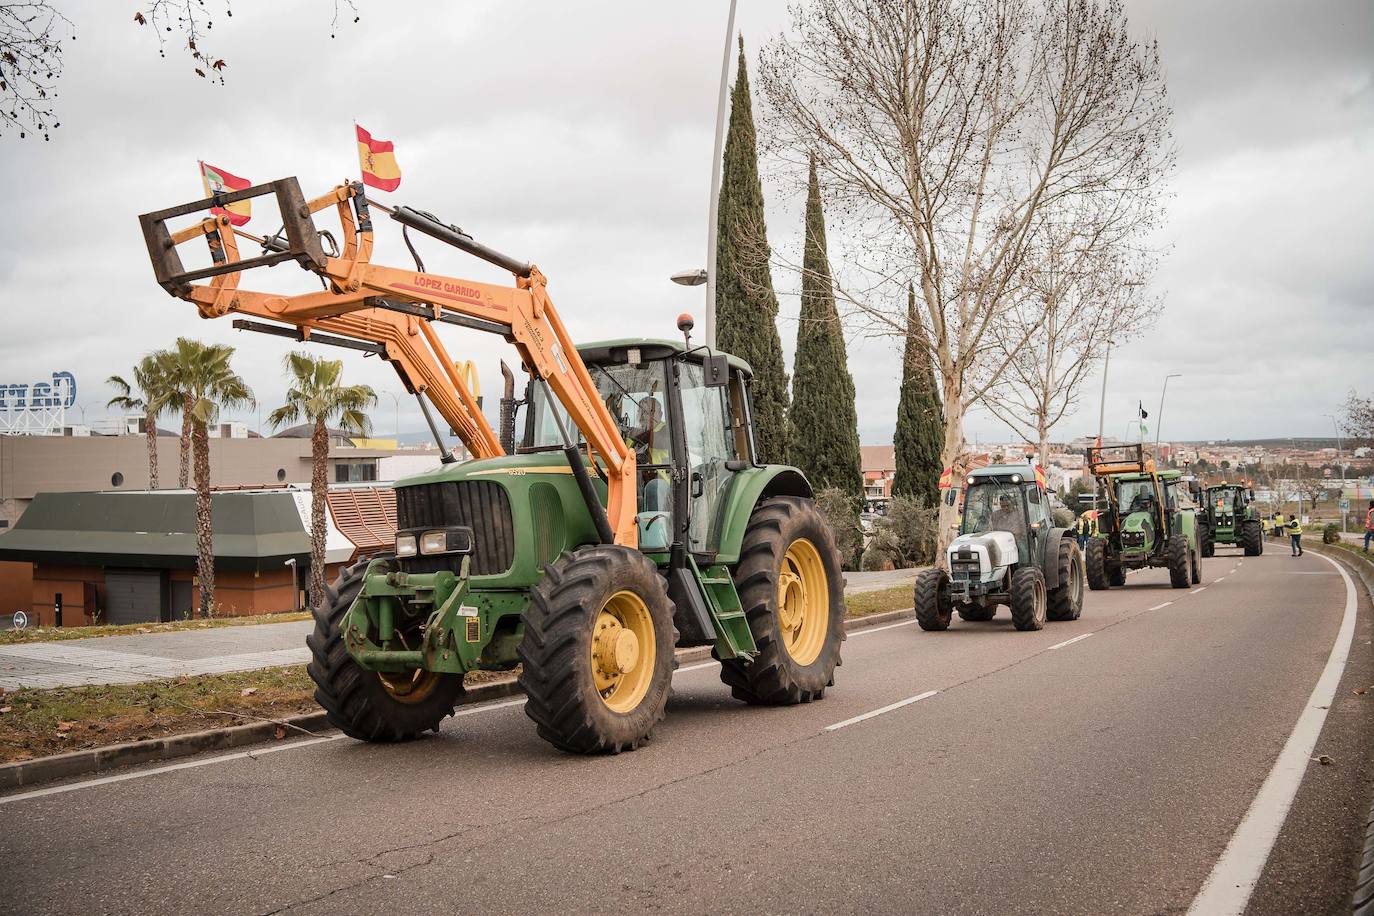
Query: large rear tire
xmin=1167 ymin=534 xmax=1190 ymax=589
xmin=1241 ymin=520 xmax=1263 ymax=557
xmin=718 ymin=497 xmax=845 ymax=705
xmin=1009 ymin=567 xmax=1047 ymax=631
xmin=1047 ymin=537 xmax=1085 ymax=622
xmin=519 ymin=545 xmax=676 ymax=754
xmin=914 ymin=567 xmax=954 ymax=630
xmin=307 ymin=557 xmax=466 ymax=742
xmin=1085 ymin=537 xmax=1110 ymax=591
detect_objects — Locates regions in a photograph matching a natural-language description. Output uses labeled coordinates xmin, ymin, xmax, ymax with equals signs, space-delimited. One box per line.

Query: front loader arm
xmin=139 ymin=177 xmax=638 ymax=546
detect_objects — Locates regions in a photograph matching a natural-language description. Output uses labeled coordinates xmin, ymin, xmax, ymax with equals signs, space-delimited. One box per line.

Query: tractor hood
xmin=1121 ymin=511 xmax=1156 ymax=549
xmin=949 ymin=531 xmax=1019 ymax=573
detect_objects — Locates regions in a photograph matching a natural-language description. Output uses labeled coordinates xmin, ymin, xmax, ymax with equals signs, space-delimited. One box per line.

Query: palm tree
xmin=270 ymin=352 xmax=375 ymax=611
xmin=165 ymin=338 xmax=255 ymax=617
xmin=106 ymin=352 xmax=175 ymax=489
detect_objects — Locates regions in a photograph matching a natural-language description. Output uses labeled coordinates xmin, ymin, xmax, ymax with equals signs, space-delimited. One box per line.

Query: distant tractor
xmin=1084 ymin=445 xmax=1203 ymax=590
xmin=1200 ymin=483 xmax=1264 ymax=557
xmin=914 ymin=464 xmax=1085 ymax=632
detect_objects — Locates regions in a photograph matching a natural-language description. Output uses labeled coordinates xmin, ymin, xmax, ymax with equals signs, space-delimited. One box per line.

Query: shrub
xmin=872 ymin=495 xmax=939 ymax=568
xmin=1051 ymin=507 xmax=1076 ymax=529
xmin=1322 ymin=522 xmax=1341 ymax=544
xmin=814 ymin=487 xmax=865 ymax=570
xmin=860 ymin=528 xmax=901 ymax=571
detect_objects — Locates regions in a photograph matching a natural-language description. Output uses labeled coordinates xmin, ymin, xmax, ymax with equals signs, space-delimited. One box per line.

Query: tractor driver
xmin=625 ymin=396 xmax=670 ymax=512
xmin=991 ymin=492 xmax=1026 ymax=543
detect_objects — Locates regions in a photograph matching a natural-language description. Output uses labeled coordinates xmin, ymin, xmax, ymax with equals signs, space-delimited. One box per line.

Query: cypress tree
xmin=788 ymin=155 xmax=862 ymax=500
xmin=715 ymin=37 xmax=790 ymax=461
xmin=892 ymin=284 xmax=945 ymax=506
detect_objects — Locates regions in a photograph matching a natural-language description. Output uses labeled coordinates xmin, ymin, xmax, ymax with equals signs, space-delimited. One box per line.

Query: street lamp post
xmin=703 ymin=0 xmax=739 ymax=349
xmin=284 ymin=558 xmax=299 ymax=611
xmin=1155 ymin=373 xmax=1182 ymax=452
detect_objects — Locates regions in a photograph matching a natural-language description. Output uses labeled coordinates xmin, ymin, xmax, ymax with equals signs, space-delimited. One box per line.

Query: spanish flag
xmin=199 ymin=161 xmax=252 ymax=226
xmin=356 ymin=124 xmax=401 ymax=192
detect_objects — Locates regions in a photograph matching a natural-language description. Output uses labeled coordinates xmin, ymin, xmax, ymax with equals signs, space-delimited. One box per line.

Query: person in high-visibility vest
xmin=1286 ymin=514 xmax=1304 ymax=557
xmin=1075 ymin=511 xmax=1095 ymax=550
xmin=1271 ymin=512 xmax=1284 ymax=539
xmin=1364 ymin=500 xmax=1374 ymax=554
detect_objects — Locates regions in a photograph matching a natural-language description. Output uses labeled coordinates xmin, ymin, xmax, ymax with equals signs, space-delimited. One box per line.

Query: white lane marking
xmin=675 ymin=660 xmax=720 ymax=674
xmin=1187 ymin=552 xmax=1358 ymax=916
xmin=1048 ymin=633 xmax=1093 ymax=650
xmin=1190 ymin=587 xmax=1208 ymax=594
xmin=824 ymin=690 xmax=938 ymax=732
xmin=451 ymin=697 xmax=525 ymax=717
xmin=0 ymin=735 xmax=344 ymax=806
xmin=1216 ymin=576 xmax=1227 ymax=582
xmin=848 ymin=617 xmax=917 ymax=637
xmin=1149 ymin=601 xmax=1174 ymax=611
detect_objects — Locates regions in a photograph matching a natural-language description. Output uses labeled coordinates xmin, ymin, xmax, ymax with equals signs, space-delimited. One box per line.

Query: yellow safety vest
xmin=1286 ymin=518 xmax=1302 ymax=535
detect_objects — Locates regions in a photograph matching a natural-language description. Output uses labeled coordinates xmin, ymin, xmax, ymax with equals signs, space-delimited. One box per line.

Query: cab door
xmin=677 ymin=361 xmax=741 ymax=555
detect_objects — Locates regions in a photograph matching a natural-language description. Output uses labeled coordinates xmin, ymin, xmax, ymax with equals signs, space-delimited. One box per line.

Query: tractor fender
xmin=1040 ymin=527 xmax=1072 ymax=591
xmin=713 ymin=465 xmax=813 ymax=566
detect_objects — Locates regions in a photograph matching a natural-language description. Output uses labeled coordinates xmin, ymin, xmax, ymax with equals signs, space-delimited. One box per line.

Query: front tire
xmin=1047 ymin=537 xmax=1085 ymax=621
xmin=956 ymin=602 xmax=996 ymax=622
xmin=1241 ymin=520 xmax=1263 ymax=556
xmin=914 ymin=567 xmax=954 ymax=630
xmin=1200 ymin=522 xmax=1214 ymax=558
xmin=1167 ymin=534 xmax=1190 ymax=589
xmin=1009 ymin=567 xmax=1047 ymax=631
xmin=307 ymin=557 xmax=466 ymax=742
xmin=719 ymin=497 xmax=845 ymax=705
xmin=1086 ymin=537 xmax=1110 ymax=591
xmin=519 ymin=545 xmax=677 ymax=754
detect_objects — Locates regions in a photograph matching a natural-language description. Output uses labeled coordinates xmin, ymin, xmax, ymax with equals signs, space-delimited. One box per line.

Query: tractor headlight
xmin=967 ymin=475 xmax=976 ymax=486
xmin=1011 ymin=474 xmax=1022 ymax=483
xmin=395 ymin=534 xmax=418 ymax=558
xmin=418 ymin=527 xmax=475 ymax=556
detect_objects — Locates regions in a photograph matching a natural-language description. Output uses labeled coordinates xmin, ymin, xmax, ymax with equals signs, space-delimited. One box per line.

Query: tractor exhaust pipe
xmin=498 ymin=361 xmax=517 ymax=455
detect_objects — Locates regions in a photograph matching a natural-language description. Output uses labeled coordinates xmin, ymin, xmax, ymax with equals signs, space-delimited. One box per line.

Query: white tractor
xmin=914 ymin=464 xmax=1086 ymax=632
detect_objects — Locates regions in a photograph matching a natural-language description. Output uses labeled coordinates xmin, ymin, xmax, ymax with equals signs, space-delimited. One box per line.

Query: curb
xmin=0 ymin=606 xmax=914 ymax=793
xmin=1302 ymin=543 xmax=1374 ymax=915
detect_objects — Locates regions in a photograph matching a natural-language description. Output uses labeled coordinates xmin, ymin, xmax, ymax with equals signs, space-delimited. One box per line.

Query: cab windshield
xmin=1116 ymin=479 xmax=1157 ymax=514
xmin=962 ymin=483 xmax=1028 ymax=543
xmin=529 ymin=361 xmax=671 ymax=464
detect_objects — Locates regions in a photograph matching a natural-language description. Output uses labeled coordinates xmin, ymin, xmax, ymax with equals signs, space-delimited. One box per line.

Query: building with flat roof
xmin=0 ymin=485 xmax=396 ymax=625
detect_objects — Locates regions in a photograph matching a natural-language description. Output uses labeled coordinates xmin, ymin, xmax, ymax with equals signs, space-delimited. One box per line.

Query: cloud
xmin=0 ymin=0 xmax=1369 ymax=450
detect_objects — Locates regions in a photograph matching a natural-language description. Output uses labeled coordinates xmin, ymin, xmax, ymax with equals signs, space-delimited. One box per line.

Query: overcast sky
xmin=0 ymin=1 xmax=1370 ymax=447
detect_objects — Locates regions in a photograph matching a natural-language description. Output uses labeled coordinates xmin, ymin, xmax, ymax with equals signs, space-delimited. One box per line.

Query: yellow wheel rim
xmin=591 ymin=590 xmax=656 ymax=714
xmin=377 ymin=669 xmax=443 ymax=705
xmin=778 ymin=538 xmax=829 ymax=666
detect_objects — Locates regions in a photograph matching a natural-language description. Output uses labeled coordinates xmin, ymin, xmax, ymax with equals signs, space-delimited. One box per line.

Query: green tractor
xmin=1199 ymin=483 xmax=1264 ymax=557
xmin=1084 ymin=445 xmax=1204 ymax=590
xmin=311 ymin=336 xmax=846 ymax=754
xmin=913 ymin=464 xmax=1085 ymax=632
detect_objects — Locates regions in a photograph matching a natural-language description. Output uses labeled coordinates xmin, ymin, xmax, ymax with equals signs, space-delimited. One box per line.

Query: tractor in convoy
xmin=139 ymin=177 xmax=845 ymax=754
xmin=1084 ymin=445 xmax=1204 ymax=590
xmin=1199 ymin=483 xmax=1264 ymax=557
xmin=913 ymin=464 xmax=1085 ymax=632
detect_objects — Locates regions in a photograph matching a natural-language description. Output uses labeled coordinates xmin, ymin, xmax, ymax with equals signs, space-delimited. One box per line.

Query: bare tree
xmin=980 ymin=213 xmax=1162 ymax=465
xmin=0 ymin=2 xmax=73 ymax=139
xmin=757 ymin=0 xmax=1173 ymax=554
xmin=1342 ymin=390 xmax=1374 ymax=448
xmin=1 ymin=1 xmax=358 ymax=139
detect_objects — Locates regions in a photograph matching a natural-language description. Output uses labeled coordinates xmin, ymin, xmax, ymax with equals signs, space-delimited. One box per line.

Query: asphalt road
xmin=1 ymin=547 xmax=1370 ymax=916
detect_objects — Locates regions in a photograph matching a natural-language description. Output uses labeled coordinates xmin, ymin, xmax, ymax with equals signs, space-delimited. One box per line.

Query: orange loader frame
xmin=138 ymin=177 xmax=638 ymax=546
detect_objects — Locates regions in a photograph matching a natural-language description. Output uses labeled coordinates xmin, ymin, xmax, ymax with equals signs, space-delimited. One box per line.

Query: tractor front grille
xmin=394 ymin=480 xmax=515 ymax=576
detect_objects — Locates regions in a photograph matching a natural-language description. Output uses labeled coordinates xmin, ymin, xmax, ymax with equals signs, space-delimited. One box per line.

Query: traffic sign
xmin=11 ymin=610 xmax=28 ymax=630
xmin=1339 ymin=498 xmax=1350 ymax=511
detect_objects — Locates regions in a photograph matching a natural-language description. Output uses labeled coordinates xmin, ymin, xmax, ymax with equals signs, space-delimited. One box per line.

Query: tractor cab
xmin=520 ymin=338 xmax=759 ymax=560
xmin=956 ymin=465 xmax=1050 ymax=565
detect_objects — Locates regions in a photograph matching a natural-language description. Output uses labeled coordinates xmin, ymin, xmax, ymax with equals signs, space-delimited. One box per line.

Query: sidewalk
xmin=0 ymin=569 xmax=916 ymax=691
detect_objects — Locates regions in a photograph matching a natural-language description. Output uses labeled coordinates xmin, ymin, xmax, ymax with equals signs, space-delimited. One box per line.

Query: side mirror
xmin=703 ymin=354 xmax=729 ymax=388
xmin=945 ymin=489 xmax=957 ymax=507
